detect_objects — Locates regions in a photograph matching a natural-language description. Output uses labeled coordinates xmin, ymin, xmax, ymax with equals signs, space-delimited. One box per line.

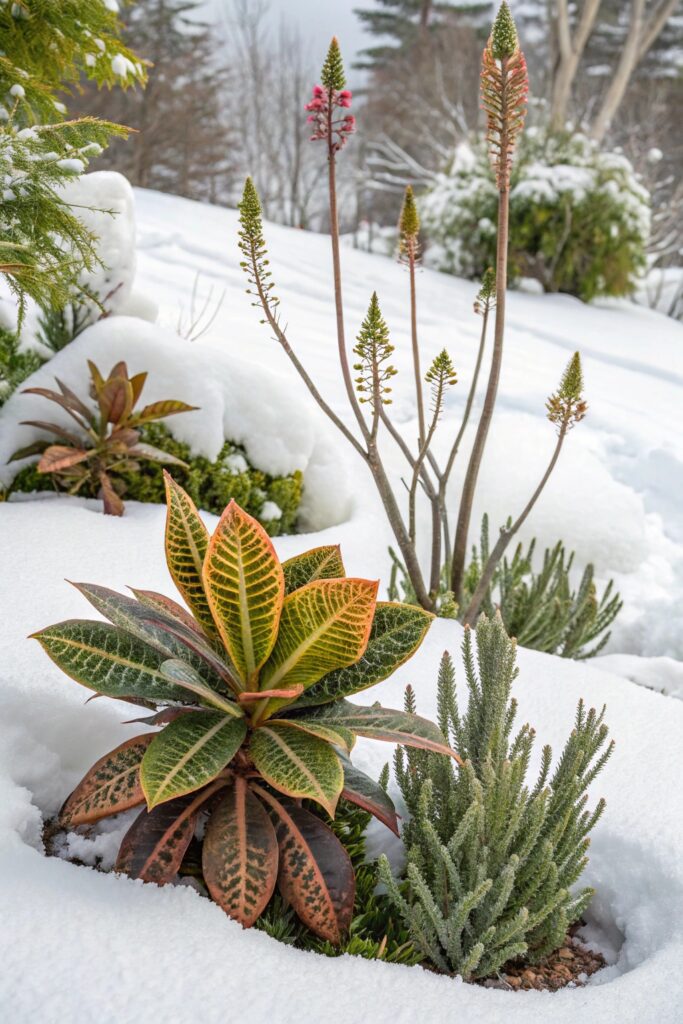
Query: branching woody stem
xmin=463 ymin=420 xmax=569 ymax=624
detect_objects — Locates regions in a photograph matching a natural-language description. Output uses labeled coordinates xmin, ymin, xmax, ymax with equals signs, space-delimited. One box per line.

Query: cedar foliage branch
xmin=379 ymin=614 xmax=613 ymax=979
xmin=238 ymin=8 xmax=591 ymax=632
xmin=0 ymin=1 xmax=146 ymax=320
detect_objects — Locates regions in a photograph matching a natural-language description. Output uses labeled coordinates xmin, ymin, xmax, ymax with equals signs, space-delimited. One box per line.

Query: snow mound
xmin=0 ymin=316 xmax=352 ymax=531
xmin=0 ymin=499 xmax=682 ymax=1023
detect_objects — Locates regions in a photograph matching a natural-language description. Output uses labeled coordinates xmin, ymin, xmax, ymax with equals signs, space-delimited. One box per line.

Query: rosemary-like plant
xmin=379 ymin=614 xmax=613 ymax=979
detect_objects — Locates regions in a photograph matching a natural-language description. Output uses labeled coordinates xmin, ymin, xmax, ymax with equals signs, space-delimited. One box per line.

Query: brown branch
xmin=327 ymin=116 xmax=369 ymax=442
xmin=462 ymin=419 xmax=570 ymax=625
xmin=451 ymin=90 xmax=511 ymax=603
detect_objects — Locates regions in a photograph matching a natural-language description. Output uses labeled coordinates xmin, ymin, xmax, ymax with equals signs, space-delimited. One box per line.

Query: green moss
xmin=10 ymin=421 xmax=303 ymax=535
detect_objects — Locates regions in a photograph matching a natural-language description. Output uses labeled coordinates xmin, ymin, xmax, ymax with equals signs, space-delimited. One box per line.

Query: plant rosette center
xmin=34 ymin=472 xmax=455 ymax=943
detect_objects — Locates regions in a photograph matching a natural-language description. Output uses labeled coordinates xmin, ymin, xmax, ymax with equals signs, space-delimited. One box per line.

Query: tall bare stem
xmin=450 ymin=5 xmax=528 ymax=603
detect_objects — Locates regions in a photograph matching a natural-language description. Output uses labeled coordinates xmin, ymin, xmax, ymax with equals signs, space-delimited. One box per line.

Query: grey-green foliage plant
xmin=379 ymin=614 xmax=613 ymax=980
xmin=463 ymin=514 xmax=622 ymax=658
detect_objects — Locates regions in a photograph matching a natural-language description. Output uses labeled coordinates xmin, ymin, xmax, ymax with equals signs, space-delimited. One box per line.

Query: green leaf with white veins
xmin=249 ymin=722 xmax=344 ymax=816
xmin=141 ymin=711 xmax=247 ymax=808
xmin=302 ymin=701 xmax=462 ymax=761
xmin=295 ymin=602 xmax=433 ymax=707
xmin=32 ymin=620 xmax=191 ymax=704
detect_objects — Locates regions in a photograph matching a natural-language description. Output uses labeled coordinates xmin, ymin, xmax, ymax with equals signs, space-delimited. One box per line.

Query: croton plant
xmin=10 ymin=360 xmax=196 ymax=515
xmin=33 ymin=473 xmax=458 ymax=943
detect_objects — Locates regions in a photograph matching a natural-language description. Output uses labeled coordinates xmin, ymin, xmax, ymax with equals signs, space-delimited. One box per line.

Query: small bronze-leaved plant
xmin=9 ymin=360 xmax=196 ymax=515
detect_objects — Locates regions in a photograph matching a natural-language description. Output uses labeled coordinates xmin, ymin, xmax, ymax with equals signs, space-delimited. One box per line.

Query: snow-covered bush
xmin=380 ymin=614 xmax=613 ymax=980
xmin=422 ymin=129 xmax=650 ymax=301
xmin=108 ymin=423 xmax=302 ymax=536
xmin=9 ymin=420 xmax=304 ymax=535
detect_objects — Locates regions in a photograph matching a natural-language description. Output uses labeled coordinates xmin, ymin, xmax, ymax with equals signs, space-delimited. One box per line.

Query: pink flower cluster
xmin=304 ymin=85 xmax=355 ymax=151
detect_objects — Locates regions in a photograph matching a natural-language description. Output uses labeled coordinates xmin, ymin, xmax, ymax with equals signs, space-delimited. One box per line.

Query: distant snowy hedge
xmin=422 ymin=130 xmax=650 ymax=301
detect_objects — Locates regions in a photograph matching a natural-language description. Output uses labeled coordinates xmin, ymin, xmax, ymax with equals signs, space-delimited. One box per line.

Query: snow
xmin=57 ymin=170 xmax=138 ymax=317
xmin=594 ymin=654 xmax=683 ymax=700
xmin=1 ymin=498 xmax=682 ymax=1022
xmin=0 ymin=180 xmax=682 ymax=1021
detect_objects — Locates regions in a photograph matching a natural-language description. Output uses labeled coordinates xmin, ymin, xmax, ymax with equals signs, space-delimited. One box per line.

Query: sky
xmin=205 ymin=0 xmax=378 ymax=76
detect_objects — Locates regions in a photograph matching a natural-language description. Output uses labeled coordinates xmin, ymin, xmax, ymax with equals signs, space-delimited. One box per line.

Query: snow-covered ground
xmin=1 ymin=181 xmax=682 ymax=1022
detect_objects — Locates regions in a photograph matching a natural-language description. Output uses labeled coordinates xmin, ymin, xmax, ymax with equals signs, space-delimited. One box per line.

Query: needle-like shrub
xmin=462 ymin=515 xmax=623 ymax=658
xmin=379 ymin=614 xmax=613 ymax=979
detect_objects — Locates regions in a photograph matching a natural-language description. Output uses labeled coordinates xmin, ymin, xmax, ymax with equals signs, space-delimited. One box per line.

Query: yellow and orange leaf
xmin=163 ymin=473 xmax=217 ymax=640
xmin=203 ymin=500 xmax=284 ymax=688
xmin=259 ymin=578 xmax=378 ymax=703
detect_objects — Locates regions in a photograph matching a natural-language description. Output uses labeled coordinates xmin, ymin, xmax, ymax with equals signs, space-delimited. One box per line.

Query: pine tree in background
xmin=76 ymin=0 xmax=236 ymax=204
xmin=379 ymin=614 xmax=613 ymax=979
xmin=354 ymin=1 xmax=491 ymax=68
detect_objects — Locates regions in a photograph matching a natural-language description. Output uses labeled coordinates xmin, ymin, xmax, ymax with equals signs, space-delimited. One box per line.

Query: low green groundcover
xmin=9 ymin=422 xmax=302 ymax=535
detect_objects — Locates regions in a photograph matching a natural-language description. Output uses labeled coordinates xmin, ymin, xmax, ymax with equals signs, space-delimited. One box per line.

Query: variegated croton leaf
xmin=282 ymin=545 xmax=345 ymax=594
xmin=203 ymin=499 xmax=284 ymax=688
xmin=36 ymin=478 xmax=450 ymax=945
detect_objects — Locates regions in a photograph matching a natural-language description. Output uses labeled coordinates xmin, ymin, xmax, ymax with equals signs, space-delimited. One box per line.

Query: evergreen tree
xmin=0 ymin=1 xmax=145 ymax=123
xmin=354 ymin=1 xmax=491 ymax=68
xmin=0 ymin=2 xmax=143 ymax=319
xmin=77 ymin=0 xmax=236 ymax=204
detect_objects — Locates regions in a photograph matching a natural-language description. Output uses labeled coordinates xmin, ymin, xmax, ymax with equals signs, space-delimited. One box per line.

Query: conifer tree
xmin=0 ymin=1 xmax=145 ymax=319
xmin=354 ymin=1 xmax=491 ymax=68
xmin=379 ymin=614 xmax=613 ymax=979
xmin=77 ymin=0 xmax=236 ymax=204
xmin=0 ymin=1 xmax=145 ymax=123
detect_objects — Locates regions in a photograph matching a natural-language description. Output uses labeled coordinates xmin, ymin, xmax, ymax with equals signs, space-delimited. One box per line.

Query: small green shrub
xmin=422 ymin=129 xmax=649 ymax=301
xmin=379 ymin=614 xmax=613 ymax=980
xmin=9 ymin=420 xmax=304 ymax=535
xmin=36 ymin=302 xmax=92 ymax=355
xmin=119 ymin=423 xmax=304 ymax=535
xmin=463 ymin=515 xmax=622 ymax=658
xmin=0 ymin=325 xmax=45 ymax=408
xmin=387 ymin=515 xmax=621 ymax=659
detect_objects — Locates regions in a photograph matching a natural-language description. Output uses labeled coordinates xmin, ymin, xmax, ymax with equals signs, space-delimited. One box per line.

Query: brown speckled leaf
xmin=254 ymin=786 xmax=355 ymax=945
xmin=59 ymin=734 xmax=153 ymax=827
xmin=202 ymin=777 xmax=278 ymax=927
xmin=115 ymin=784 xmax=221 ymax=885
